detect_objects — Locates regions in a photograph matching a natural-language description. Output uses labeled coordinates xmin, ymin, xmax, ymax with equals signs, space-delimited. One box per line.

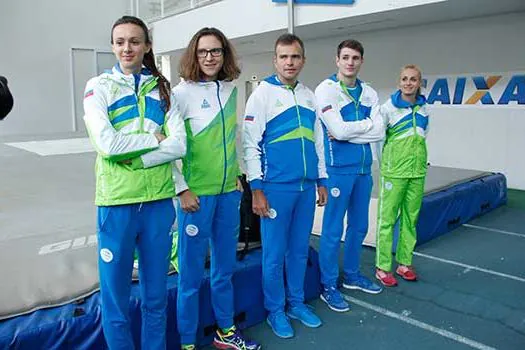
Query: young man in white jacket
xmin=243 ymin=34 xmax=328 ymax=339
xmin=315 ymin=39 xmax=385 ymax=313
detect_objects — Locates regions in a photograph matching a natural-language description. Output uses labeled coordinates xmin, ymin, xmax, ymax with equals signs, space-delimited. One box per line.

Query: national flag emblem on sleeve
xmin=245 ymin=115 xmax=255 ymax=121
xmin=84 ymin=89 xmax=94 ymax=99
xmin=321 ymin=105 xmax=332 ymax=113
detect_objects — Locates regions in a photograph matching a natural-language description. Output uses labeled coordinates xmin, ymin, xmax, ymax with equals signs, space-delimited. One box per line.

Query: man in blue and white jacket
xmin=315 ymin=39 xmax=385 ymax=313
xmin=243 ymin=34 xmax=328 ymax=339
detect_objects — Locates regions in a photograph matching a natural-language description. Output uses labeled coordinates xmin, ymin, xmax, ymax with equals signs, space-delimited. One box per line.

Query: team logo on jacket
xmin=84 ymin=89 xmax=94 ymax=99
xmin=307 ymin=100 xmax=315 ymax=109
xmin=275 ymin=99 xmax=284 ymax=108
xmin=201 ymin=99 xmax=211 ymax=109
xmin=110 ymin=85 xmax=121 ymax=99
xmin=268 ymin=208 xmax=277 ymax=219
xmin=186 ymin=224 xmax=199 ymax=236
xmin=100 ymin=248 xmax=113 ymax=263
xmin=330 ymin=187 xmax=340 ymax=198
xmin=385 ymin=182 xmax=393 ymax=191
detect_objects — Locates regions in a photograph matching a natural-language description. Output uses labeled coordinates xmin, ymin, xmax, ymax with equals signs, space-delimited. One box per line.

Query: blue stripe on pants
xmin=97 ymin=198 xmax=175 ymax=350
xmin=261 ymin=187 xmax=316 ymax=314
xmin=319 ymin=173 xmax=372 ymax=287
xmin=176 ymin=191 xmax=241 ymax=345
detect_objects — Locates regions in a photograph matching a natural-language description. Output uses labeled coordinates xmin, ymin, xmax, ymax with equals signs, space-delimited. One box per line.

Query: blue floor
xmin=207 ymin=206 xmax=525 ymax=350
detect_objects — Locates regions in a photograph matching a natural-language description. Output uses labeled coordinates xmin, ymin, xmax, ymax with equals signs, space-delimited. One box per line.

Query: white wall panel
xmin=233 ymin=12 xmax=525 ymax=188
xmin=0 ymin=0 xmax=130 ymax=136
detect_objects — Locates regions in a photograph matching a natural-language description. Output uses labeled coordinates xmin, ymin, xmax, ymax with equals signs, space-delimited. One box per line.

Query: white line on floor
xmin=413 ymin=251 xmax=525 ymax=283
xmin=5 ymin=138 xmax=93 ymax=156
xmin=344 ymin=295 xmax=497 ymax=350
xmin=463 ymin=224 xmax=525 ymax=239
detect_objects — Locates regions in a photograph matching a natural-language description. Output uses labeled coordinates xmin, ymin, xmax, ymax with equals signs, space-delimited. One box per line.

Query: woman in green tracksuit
xmin=375 ymin=64 xmax=429 ymax=287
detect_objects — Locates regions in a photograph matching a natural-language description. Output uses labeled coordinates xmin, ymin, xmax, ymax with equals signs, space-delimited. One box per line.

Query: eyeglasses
xmin=196 ymin=48 xmax=224 ymax=58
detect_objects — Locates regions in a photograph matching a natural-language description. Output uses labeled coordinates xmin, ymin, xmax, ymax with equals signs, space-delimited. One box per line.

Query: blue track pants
xmin=260 ymin=187 xmax=316 ymax=314
xmin=319 ymin=173 xmax=372 ymax=287
xmin=97 ymin=198 xmax=175 ymax=350
xmin=176 ymin=191 xmax=241 ymax=345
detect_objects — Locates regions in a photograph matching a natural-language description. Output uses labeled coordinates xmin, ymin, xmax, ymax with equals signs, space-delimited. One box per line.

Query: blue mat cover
xmin=392 ymin=173 xmax=507 ymax=250
xmin=0 ymin=247 xmax=321 ymax=349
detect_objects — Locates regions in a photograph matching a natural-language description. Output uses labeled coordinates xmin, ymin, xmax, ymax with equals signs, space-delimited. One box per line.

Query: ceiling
xmin=166 ymin=0 xmax=525 ymax=57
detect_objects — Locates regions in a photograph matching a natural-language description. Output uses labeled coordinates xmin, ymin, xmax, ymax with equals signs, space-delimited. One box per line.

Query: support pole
xmin=287 ymin=0 xmax=294 ymax=34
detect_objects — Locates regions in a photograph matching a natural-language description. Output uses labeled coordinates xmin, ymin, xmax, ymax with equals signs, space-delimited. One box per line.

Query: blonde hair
xmin=400 ymin=64 xmax=422 ymax=95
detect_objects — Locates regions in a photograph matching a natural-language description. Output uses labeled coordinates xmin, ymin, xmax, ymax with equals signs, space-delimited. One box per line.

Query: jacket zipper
xmin=340 ymin=81 xmax=365 ymax=173
xmin=290 ymin=86 xmax=307 ymax=192
xmin=134 ymin=76 xmax=145 ymax=132
xmin=216 ymin=81 xmax=228 ymax=193
xmin=412 ymin=105 xmax=420 ymax=176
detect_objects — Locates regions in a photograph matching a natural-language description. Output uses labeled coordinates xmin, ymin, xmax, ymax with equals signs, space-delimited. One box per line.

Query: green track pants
xmin=376 ymin=176 xmax=425 ymax=272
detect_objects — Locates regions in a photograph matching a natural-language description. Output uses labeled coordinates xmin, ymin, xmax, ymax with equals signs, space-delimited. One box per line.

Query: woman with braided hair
xmin=83 ymin=15 xmax=186 ymax=349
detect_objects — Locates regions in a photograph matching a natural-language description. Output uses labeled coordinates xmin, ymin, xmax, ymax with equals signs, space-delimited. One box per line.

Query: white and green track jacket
xmin=379 ymin=90 xmax=429 ymax=178
xmin=171 ymin=80 xmax=240 ymax=196
xmin=83 ymin=65 xmax=186 ymax=206
xmin=243 ymin=75 xmax=327 ymax=192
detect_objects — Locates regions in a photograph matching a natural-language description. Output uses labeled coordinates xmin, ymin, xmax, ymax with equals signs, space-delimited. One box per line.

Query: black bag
xmin=0 ymin=76 xmax=14 ymax=120
xmin=237 ymin=175 xmax=261 ymax=260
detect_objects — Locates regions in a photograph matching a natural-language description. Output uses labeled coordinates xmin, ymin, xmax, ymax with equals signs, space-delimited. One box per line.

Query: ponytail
xmin=143 ymin=50 xmax=171 ymax=112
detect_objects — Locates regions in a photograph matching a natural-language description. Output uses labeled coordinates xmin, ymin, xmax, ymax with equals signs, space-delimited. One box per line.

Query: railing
xmin=135 ymin=0 xmax=224 ymax=22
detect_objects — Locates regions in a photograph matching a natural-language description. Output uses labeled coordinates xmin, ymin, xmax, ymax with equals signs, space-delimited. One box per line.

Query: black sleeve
xmin=0 ymin=76 xmax=14 ymax=120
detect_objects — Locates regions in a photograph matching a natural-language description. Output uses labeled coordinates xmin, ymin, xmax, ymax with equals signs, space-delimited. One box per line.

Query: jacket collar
xmin=264 ymin=74 xmax=302 ymax=91
xmin=112 ymin=63 xmax=152 ymax=77
xmin=391 ymin=89 xmax=426 ymax=108
xmin=328 ymin=73 xmax=363 ymax=90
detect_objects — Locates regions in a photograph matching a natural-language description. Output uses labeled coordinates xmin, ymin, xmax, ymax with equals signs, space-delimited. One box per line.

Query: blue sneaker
xmin=213 ymin=326 xmax=261 ymax=350
xmin=320 ymin=286 xmax=350 ymax=312
xmin=286 ymin=304 xmax=322 ymax=328
xmin=267 ymin=311 xmax=294 ymax=339
xmin=343 ymin=274 xmax=383 ymax=294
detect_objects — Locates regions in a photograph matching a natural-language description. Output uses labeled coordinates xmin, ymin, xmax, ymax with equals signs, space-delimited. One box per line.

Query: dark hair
xmin=337 ymin=39 xmax=364 ymax=58
xmin=0 ymin=76 xmax=14 ymax=120
xmin=111 ymin=16 xmax=171 ymax=111
xmin=179 ymin=27 xmax=241 ymax=82
xmin=274 ymin=33 xmax=305 ymax=56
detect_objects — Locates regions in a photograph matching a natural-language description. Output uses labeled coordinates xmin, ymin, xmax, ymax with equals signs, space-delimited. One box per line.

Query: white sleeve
xmin=347 ymin=91 xmax=385 ymax=144
xmin=315 ymin=83 xmax=372 ymax=141
xmin=83 ymin=77 xmax=159 ymax=162
xmin=314 ymin=100 xmax=327 ymax=181
xmin=170 ymin=85 xmax=190 ymax=194
xmin=140 ymin=94 xmax=187 ymax=168
xmin=242 ymin=88 xmax=267 ymax=190
xmin=374 ymin=103 xmax=390 ymax=162
xmin=172 ymin=159 xmax=189 ymax=195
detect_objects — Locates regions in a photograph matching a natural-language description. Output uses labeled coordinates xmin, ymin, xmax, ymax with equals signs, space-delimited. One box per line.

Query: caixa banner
xmin=272 ymin=0 xmax=355 ymax=4
xmin=422 ymin=73 xmax=525 ymax=107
